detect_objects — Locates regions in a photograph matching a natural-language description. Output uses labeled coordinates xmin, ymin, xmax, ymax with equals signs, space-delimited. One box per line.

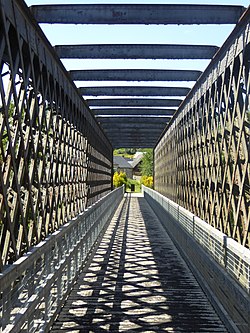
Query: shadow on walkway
xmin=50 ymin=194 xmax=226 ymax=333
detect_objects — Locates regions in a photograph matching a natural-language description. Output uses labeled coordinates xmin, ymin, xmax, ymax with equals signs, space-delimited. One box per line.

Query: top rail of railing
xmin=142 ymin=186 xmax=250 ymax=294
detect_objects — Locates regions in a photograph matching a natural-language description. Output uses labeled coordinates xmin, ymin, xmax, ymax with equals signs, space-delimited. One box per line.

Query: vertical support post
xmin=223 ymin=235 xmax=228 ymax=269
xmin=1 ymin=285 xmax=11 ymax=330
xmin=111 ymin=151 xmax=114 ymax=191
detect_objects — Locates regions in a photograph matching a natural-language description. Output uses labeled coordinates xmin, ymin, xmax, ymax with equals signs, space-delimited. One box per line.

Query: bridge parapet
xmin=0 ymin=186 xmax=124 ymax=333
xmin=143 ymin=186 xmax=250 ymax=333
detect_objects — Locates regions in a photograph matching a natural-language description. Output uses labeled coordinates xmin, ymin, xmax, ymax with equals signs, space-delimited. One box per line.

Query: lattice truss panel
xmin=0 ymin=1 xmax=112 ymax=269
xmin=155 ymin=11 xmax=250 ymax=248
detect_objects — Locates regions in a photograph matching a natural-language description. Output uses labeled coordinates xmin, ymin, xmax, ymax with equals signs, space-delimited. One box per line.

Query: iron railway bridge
xmin=0 ymin=1 xmax=249 ymax=332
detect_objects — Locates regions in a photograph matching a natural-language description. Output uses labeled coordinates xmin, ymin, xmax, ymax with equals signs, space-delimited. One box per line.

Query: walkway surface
xmin=51 ymin=194 xmax=227 ymax=332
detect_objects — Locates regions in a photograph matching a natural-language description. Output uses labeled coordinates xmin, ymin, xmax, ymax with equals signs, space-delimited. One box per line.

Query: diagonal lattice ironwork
xmin=154 ymin=8 xmax=250 ymax=248
xmin=0 ymin=0 xmax=112 ymax=270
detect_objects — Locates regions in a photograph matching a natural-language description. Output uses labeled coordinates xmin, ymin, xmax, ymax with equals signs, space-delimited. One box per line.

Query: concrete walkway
xmin=51 ymin=194 xmax=227 ymax=332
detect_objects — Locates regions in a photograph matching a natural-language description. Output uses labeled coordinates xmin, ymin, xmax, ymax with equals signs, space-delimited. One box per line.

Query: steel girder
xmin=70 ymin=69 xmax=202 ymax=82
xmin=79 ymin=86 xmax=190 ymax=97
xmin=98 ymin=117 xmax=169 ymax=125
xmin=87 ymin=98 xmax=182 ymax=108
xmin=91 ymin=108 xmax=176 ymax=116
xmin=54 ymin=44 xmax=219 ymax=59
xmin=30 ymin=4 xmax=245 ymax=24
xmin=29 ymin=3 xmax=247 ymax=151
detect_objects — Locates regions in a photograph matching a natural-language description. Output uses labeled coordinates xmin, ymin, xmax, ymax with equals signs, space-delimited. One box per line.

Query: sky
xmin=24 ymin=0 xmax=250 ymax=94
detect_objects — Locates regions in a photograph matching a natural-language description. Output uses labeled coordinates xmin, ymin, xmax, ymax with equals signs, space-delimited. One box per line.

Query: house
xmin=128 ymin=152 xmax=144 ymax=177
xmin=113 ymin=156 xmax=133 ymax=178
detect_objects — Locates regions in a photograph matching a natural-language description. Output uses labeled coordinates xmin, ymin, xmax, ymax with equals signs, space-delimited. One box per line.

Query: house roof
xmin=114 ymin=156 xmax=133 ymax=169
xmin=129 ymin=154 xmax=144 ymax=168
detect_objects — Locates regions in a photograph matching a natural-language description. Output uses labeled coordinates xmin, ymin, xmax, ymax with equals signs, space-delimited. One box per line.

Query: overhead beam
xmin=87 ymin=98 xmax=182 ymax=107
xmin=109 ymin=134 xmax=161 ymax=139
xmin=103 ymin=126 xmax=164 ymax=132
xmin=108 ymin=132 xmax=161 ymax=137
xmin=109 ymin=137 xmax=161 ymax=143
xmin=98 ymin=116 xmax=169 ymax=124
xmin=100 ymin=125 xmax=167 ymax=131
xmin=108 ymin=135 xmax=161 ymax=141
xmin=92 ymin=108 xmax=176 ymax=116
xmin=112 ymin=142 xmax=158 ymax=147
xmin=70 ymin=69 xmax=202 ymax=81
xmin=103 ymin=130 xmax=165 ymax=136
xmin=110 ymin=134 xmax=161 ymax=138
xmin=30 ymin=5 xmax=245 ymax=24
xmin=55 ymin=44 xmax=219 ymax=59
xmin=101 ymin=123 xmax=166 ymax=130
xmin=80 ymin=86 xmax=190 ymax=97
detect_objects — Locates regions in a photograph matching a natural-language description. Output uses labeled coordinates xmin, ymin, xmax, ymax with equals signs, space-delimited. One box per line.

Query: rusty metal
xmin=0 ymin=0 xmax=112 ymax=270
xmin=154 ymin=7 xmax=250 ymax=248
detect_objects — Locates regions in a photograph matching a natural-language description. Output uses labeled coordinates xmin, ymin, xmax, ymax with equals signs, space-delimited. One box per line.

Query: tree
xmin=140 ymin=149 xmax=153 ymax=176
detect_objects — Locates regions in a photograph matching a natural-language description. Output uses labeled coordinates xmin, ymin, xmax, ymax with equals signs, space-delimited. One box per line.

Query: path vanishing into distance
xmin=51 ymin=193 xmax=227 ymax=332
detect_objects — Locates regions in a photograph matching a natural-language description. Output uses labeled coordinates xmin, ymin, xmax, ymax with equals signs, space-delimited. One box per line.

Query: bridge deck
xmin=51 ymin=194 xmax=227 ymax=332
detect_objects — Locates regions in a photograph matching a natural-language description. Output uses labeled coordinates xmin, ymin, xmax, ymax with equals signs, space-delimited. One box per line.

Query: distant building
xmin=113 ymin=156 xmax=133 ymax=178
xmin=128 ymin=152 xmax=144 ymax=177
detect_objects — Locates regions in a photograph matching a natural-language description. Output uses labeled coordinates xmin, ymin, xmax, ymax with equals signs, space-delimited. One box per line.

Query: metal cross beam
xmin=107 ymin=136 xmax=162 ymax=143
xmin=91 ymin=108 xmax=176 ymax=116
xmin=113 ymin=142 xmax=155 ymax=148
xmin=55 ymin=44 xmax=219 ymax=59
xmin=106 ymin=133 xmax=161 ymax=142
xmin=103 ymin=128 xmax=164 ymax=134
xmin=109 ymin=130 xmax=163 ymax=136
xmin=30 ymin=4 xmax=245 ymax=24
xmin=98 ymin=116 xmax=169 ymax=124
xmin=70 ymin=69 xmax=202 ymax=81
xmin=79 ymin=86 xmax=190 ymax=97
xmin=111 ymin=142 xmax=159 ymax=147
xmin=87 ymin=98 xmax=182 ymax=107
xmin=101 ymin=123 xmax=166 ymax=130
xmin=109 ymin=136 xmax=162 ymax=144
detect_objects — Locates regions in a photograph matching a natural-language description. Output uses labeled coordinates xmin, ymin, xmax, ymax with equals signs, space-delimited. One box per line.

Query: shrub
xmin=113 ymin=171 xmax=127 ymax=188
xmin=141 ymin=175 xmax=153 ymax=188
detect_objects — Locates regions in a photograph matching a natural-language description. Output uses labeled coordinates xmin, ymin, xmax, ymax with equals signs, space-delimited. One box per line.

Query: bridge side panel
xmin=0 ymin=0 xmax=113 ymax=270
xmin=154 ymin=8 xmax=250 ymax=248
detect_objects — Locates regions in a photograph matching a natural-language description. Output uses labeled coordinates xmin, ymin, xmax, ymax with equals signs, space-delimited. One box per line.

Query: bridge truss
xmin=155 ymin=9 xmax=250 ymax=248
xmin=0 ymin=0 xmax=249 ymax=271
xmin=0 ymin=0 xmax=113 ymax=269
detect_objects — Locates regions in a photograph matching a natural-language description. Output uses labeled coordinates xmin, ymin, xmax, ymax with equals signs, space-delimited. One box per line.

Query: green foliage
xmin=140 ymin=149 xmax=153 ymax=177
xmin=114 ymin=148 xmax=136 ymax=158
xmin=113 ymin=171 xmax=127 ymax=188
xmin=141 ymin=175 xmax=153 ymax=188
xmin=126 ymin=178 xmax=141 ymax=192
